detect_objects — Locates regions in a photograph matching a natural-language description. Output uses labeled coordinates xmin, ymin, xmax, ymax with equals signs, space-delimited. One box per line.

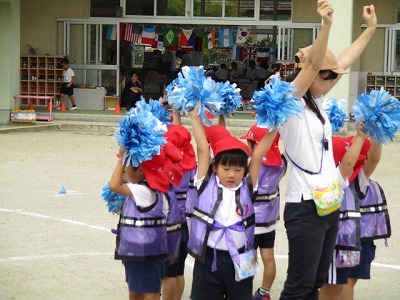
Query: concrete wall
xmin=20 ymin=0 xmax=89 ymax=56
xmin=0 ymin=0 xmax=20 ymax=124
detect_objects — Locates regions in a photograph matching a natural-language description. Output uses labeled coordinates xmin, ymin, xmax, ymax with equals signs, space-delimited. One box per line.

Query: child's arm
xmin=188 ymin=104 xmax=210 ymax=179
xmin=109 ymin=148 xmax=133 ymax=196
xmin=218 ymin=114 xmax=226 ymax=127
xmin=68 ymin=76 xmax=75 ymax=88
xmin=339 ymin=121 xmax=368 ymax=180
xmin=291 ymin=0 xmax=333 ymax=99
xmin=249 ymin=129 xmax=279 ymax=187
xmin=172 ymin=109 xmax=181 ymax=125
xmin=363 ymin=139 xmax=382 ymax=179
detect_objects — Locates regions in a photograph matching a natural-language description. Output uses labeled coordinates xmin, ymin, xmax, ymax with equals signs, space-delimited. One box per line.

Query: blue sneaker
xmin=253 ymin=289 xmax=271 ymax=300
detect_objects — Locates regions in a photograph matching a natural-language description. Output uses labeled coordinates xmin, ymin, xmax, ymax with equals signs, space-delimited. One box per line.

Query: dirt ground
xmin=0 ymin=129 xmax=399 ymax=299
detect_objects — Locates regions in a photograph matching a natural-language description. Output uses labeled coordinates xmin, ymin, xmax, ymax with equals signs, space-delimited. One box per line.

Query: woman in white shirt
xmin=273 ymin=2 xmax=377 ymax=299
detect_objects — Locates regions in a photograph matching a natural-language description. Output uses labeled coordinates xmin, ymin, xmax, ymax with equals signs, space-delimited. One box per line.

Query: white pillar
xmin=326 ymin=0 xmax=354 ymax=131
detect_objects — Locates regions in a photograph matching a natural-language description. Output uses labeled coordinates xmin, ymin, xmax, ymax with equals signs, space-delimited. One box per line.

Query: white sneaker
xmin=69 ymin=105 xmax=77 ymax=111
xmin=56 ymin=106 xmax=61 ymax=110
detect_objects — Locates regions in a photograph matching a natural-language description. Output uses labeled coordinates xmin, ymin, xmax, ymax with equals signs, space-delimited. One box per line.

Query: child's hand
xmin=187 ymin=102 xmax=199 ymax=118
xmin=355 ymin=120 xmax=369 ymax=139
xmin=317 ymin=0 xmax=333 ymax=26
xmin=119 ymin=146 xmax=127 ymax=158
xmin=363 ymin=5 xmax=377 ymax=29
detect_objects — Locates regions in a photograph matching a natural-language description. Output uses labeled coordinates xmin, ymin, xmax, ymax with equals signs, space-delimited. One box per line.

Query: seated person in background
xmin=214 ymin=63 xmax=230 ymax=82
xmin=245 ymin=60 xmax=259 ymax=82
xmin=176 ymin=50 xmax=193 ymax=69
xmin=229 ymin=61 xmax=242 ymax=85
xmin=257 ymin=61 xmax=270 ymax=90
xmin=121 ymin=71 xmax=143 ymax=111
xmin=265 ymin=63 xmax=282 ymax=84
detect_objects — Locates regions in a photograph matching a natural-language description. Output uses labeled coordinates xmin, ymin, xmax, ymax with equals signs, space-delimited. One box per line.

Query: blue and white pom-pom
xmin=252 ymin=77 xmax=301 ymax=130
xmin=101 ymin=182 xmax=126 ymax=215
xmin=134 ymin=97 xmax=171 ymax=126
xmin=166 ymin=66 xmax=222 ymax=125
xmin=323 ymin=97 xmax=348 ymax=132
xmin=216 ymin=81 xmax=242 ymax=117
xmin=115 ymin=107 xmax=167 ymax=166
xmin=352 ymin=88 xmax=400 ymax=144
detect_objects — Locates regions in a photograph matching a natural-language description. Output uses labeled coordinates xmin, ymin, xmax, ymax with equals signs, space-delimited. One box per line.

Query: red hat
xmin=140 ymin=142 xmax=183 ymax=193
xmin=165 ymin=124 xmax=196 ymax=171
xmin=240 ymin=124 xmax=282 ymax=167
xmin=332 ymin=136 xmax=371 ymax=183
xmin=204 ymin=125 xmax=232 ymax=155
xmin=213 ymin=136 xmax=250 ymax=157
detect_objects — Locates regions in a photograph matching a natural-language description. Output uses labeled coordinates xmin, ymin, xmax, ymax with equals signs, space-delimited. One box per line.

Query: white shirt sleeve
xmin=126 ymin=182 xmax=157 ymax=209
xmin=357 ymin=168 xmax=369 ymax=194
xmin=336 ymin=166 xmax=349 ymax=190
xmin=194 ymin=175 xmax=205 ymax=190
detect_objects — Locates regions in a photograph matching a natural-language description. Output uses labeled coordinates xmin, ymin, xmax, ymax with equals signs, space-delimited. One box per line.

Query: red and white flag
xmin=124 ymin=24 xmax=141 ymax=43
xmin=256 ymin=48 xmax=270 ymax=63
xmin=236 ymin=27 xmax=251 ymax=44
xmin=239 ymin=46 xmax=257 ymax=62
xmin=141 ymin=26 xmax=156 ymax=46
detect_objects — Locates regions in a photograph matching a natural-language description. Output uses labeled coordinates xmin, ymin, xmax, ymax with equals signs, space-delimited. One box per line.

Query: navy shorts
xmin=123 ymin=259 xmax=165 ymax=293
xmin=348 ymin=240 xmax=376 ymax=280
xmin=253 ymin=230 xmax=276 ymax=249
xmin=325 ymin=241 xmax=376 ymax=284
xmin=60 ymin=83 xmax=74 ymax=95
xmin=166 ymin=223 xmax=189 ymax=277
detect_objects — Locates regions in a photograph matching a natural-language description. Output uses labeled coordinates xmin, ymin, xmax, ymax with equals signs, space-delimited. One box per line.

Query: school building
xmin=0 ymin=0 xmax=399 ymax=124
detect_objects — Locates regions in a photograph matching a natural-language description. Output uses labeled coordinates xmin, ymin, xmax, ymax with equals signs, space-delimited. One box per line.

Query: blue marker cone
xmin=59 ymin=186 xmax=67 ymax=194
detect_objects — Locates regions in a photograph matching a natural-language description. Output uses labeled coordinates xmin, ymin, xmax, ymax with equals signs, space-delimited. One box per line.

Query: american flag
xmin=124 ymin=24 xmax=140 ymax=43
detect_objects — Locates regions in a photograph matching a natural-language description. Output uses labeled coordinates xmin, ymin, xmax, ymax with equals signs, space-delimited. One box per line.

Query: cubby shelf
xmin=365 ymin=74 xmax=400 ymax=98
xmin=20 ymin=55 xmax=65 ymax=106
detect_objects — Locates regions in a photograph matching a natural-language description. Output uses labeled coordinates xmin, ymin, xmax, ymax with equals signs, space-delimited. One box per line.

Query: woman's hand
xmin=363 ymin=5 xmax=377 ymax=29
xmin=317 ymin=0 xmax=333 ymax=26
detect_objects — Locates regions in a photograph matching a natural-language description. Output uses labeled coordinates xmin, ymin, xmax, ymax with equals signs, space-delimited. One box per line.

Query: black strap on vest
xmin=135 ymin=181 xmax=159 ymax=213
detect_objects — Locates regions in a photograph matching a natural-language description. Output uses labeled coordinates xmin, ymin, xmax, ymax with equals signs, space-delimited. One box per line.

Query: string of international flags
xmin=106 ymin=24 xmax=270 ymax=62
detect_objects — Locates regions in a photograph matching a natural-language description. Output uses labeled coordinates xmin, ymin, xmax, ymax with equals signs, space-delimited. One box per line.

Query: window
xmin=157 ymin=0 xmax=186 ymax=16
xmin=225 ymin=0 xmax=255 ymax=18
xmin=90 ymin=0 xmax=120 ymax=17
xmin=260 ymin=0 xmax=291 ymax=21
xmin=193 ymin=0 xmax=222 ymax=17
xmin=126 ymin=0 xmax=154 ymax=16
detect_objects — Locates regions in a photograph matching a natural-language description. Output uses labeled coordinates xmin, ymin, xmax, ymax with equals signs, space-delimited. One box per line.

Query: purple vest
xmin=165 ymin=188 xmax=182 ymax=265
xmin=187 ymin=172 xmax=255 ymax=264
xmin=114 ymin=187 xmax=167 ymax=261
xmin=354 ymin=179 xmax=391 ymax=241
xmin=171 ymin=169 xmax=197 ymax=221
xmin=254 ymin=158 xmax=287 ymax=230
xmin=335 ymin=182 xmax=361 ymax=251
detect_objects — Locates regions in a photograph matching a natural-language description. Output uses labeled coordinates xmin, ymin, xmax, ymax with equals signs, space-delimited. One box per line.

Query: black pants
xmin=191 ymin=246 xmax=253 ymax=300
xmin=280 ymin=200 xmax=339 ymax=300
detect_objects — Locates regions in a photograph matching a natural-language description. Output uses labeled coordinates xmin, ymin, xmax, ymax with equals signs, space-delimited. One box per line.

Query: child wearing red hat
xmin=187 ymin=104 xmax=279 ymax=300
xmin=240 ymin=124 xmax=287 ymax=300
xmin=320 ymin=134 xmax=385 ymax=300
xmin=162 ymin=123 xmax=197 ymax=300
xmin=109 ymin=141 xmax=183 ymax=300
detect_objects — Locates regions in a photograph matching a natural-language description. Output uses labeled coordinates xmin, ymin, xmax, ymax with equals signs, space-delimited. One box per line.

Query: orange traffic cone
xmin=60 ymin=102 xmax=66 ymax=112
xmin=28 ymin=100 xmax=34 ymax=110
xmin=114 ymin=103 xmax=121 ymax=114
xmin=47 ymin=101 xmax=51 ymax=111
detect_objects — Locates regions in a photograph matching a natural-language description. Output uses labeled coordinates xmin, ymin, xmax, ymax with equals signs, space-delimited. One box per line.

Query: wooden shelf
xmin=20 ymin=55 xmax=65 ymax=104
xmin=365 ymin=74 xmax=400 ymax=98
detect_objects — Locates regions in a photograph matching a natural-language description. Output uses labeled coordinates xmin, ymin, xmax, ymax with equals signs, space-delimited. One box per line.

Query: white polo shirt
xmin=279 ymin=97 xmax=348 ymax=203
xmin=62 ymin=68 xmax=74 ymax=83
